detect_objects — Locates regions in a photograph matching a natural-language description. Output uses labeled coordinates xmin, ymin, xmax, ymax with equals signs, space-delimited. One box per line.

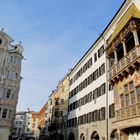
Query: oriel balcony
xmin=0 ymin=119 xmax=11 ymax=127
xmin=0 ymin=98 xmax=16 ymax=106
xmin=106 ymin=19 xmax=140 ymax=84
xmin=108 ymin=46 xmax=140 ymax=83
xmin=116 ymin=103 xmax=140 ymax=121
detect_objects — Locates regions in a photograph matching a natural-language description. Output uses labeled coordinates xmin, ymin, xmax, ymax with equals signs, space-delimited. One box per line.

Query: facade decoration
xmin=0 ymin=30 xmax=23 ymax=140
xmin=106 ymin=2 xmax=140 ymax=140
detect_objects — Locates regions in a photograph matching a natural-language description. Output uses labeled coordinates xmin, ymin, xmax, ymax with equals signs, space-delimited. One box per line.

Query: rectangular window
xmin=88 ymin=112 xmax=91 ymax=123
xmin=101 ymin=63 xmax=105 ymax=75
xmin=8 ymin=71 xmax=17 ymax=80
xmin=6 ymin=89 xmax=11 ymax=98
xmin=8 ymin=110 xmax=12 ymax=119
xmin=92 ymin=111 xmax=94 ymax=122
xmin=2 ymin=109 xmax=7 ymax=118
xmin=95 ymin=110 xmax=98 ymax=121
xmin=85 ymin=78 xmax=87 ymax=87
xmin=98 ymin=49 xmax=100 ymax=58
xmin=121 ymin=95 xmax=124 ymax=108
xmin=138 ymin=29 xmax=140 ymax=43
xmin=126 ymin=33 xmax=135 ymax=53
xmin=109 ymin=84 xmax=113 ymax=91
xmin=98 ymin=110 xmax=100 ymax=121
xmin=83 ymin=64 xmax=86 ymax=73
xmin=101 ymin=83 xmax=106 ymax=95
xmin=131 ymin=92 xmax=136 ymax=104
xmin=89 ymin=58 xmax=92 ymax=67
xmin=109 ymin=53 xmax=115 ymax=67
xmin=78 ymin=100 xmax=80 ymax=107
xmin=129 ymin=82 xmax=134 ymax=90
xmin=80 ymin=68 xmax=83 ymax=76
xmin=109 ymin=104 xmax=115 ymax=118
xmin=81 ymin=116 xmax=84 ymax=124
xmin=98 ymin=45 xmax=104 ymax=58
xmin=93 ymin=72 xmax=96 ymax=81
xmin=70 ymin=79 xmax=72 ymax=86
xmin=94 ymin=53 xmax=97 ymax=62
xmin=94 ymin=89 xmax=98 ymax=99
xmin=98 ymin=87 xmax=101 ymax=97
xmin=125 ymin=94 xmax=130 ymax=106
xmin=94 ymin=69 xmax=98 ymax=80
xmin=0 ymin=108 xmax=1 ymax=117
xmin=88 ymin=75 xmax=91 ymax=85
xmin=100 ymin=107 xmax=105 ymax=120
xmin=84 ymin=95 xmax=88 ymax=104
xmin=137 ymin=86 xmax=140 ymax=102
xmin=117 ymin=43 xmax=124 ymax=61
xmin=10 ymin=56 xmax=14 ymax=63
xmin=124 ymin=85 xmax=128 ymax=93
xmin=78 ymin=117 xmax=80 ymax=125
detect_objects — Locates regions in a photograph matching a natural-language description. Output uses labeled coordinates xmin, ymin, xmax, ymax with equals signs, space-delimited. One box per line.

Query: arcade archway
xmin=110 ymin=129 xmax=119 ymax=140
xmin=91 ymin=131 xmax=99 ymax=140
xmin=80 ymin=133 xmax=85 ymax=140
xmin=68 ymin=132 xmax=75 ymax=140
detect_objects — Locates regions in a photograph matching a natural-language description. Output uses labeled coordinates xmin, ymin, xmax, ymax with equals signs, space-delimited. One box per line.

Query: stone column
xmin=122 ymin=40 xmax=127 ymax=56
xmin=130 ymin=20 xmax=139 ymax=46
xmin=133 ymin=29 xmax=139 ymax=46
xmin=117 ymin=129 xmax=121 ymax=140
xmin=114 ymin=50 xmax=117 ymax=64
xmin=106 ymin=55 xmax=110 ymax=71
xmin=120 ymin=34 xmax=127 ymax=56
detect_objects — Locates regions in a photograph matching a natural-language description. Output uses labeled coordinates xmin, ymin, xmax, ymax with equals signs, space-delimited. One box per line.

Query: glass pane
xmin=137 ymin=87 xmax=140 ymax=102
xmin=129 ymin=82 xmax=134 ymax=90
xmin=131 ymin=92 xmax=136 ymax=104
xmin=124 ymin=85 xmax=128 ymax=93
xmin=125 ymin=94 xmax=130 ymax=106
xmin=121 ymin=95 xmax=124 ymax=108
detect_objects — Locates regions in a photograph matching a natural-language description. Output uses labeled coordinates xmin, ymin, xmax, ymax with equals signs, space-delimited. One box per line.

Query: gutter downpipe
xmin=101 ymin=34 xmax=109 ymax=140
xmin=65 ymin=80 xmax=70 ymax=140
xmin=65 ymin=76 xmax=70 ymax=140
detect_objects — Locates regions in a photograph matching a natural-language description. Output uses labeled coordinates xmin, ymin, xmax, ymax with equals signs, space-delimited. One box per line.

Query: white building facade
xmin=0 ymin=30 xmax=23 ymax=140
xmin=67 ymin=33 xmax=114 ymax=140
xmin=12 ymin=112 xmax=28 ymax=136
xmin=67 ymin=0 xmax=140 ymax=140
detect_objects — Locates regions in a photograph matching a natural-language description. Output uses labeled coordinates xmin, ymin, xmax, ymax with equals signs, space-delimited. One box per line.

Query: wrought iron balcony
xmin=108 ymin=46 xmax=140 ymax=82
xmin=116 ymin=103 xmax=140 ymax=121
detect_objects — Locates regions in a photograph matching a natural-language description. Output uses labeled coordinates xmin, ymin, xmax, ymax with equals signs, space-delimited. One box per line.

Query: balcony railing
xmin=0 ymin=119 xmax=11 ymax=127
xmin=116 ymin=103 xmax=140 ymax=121
xmin=108 ymin=46 xmax=140 ymax=80
xmin=0 ymin=98 xmax=16 ymax=106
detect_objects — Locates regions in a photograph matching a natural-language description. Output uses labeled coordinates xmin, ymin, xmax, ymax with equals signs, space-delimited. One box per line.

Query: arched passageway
xmin=59 ymin=134 xmax=64 ymax=140
xmin=122 ymin=127 xmax=140 ymax=140
xmin=91 ymin=131 xmax=99 ymax=140
xmin=110 ymin=129 xmax=119 ymax=140
xmin=80 ymin=133 xmax=85 ymax=140
xmin=68 ymin=132 xmax=75 ymax=140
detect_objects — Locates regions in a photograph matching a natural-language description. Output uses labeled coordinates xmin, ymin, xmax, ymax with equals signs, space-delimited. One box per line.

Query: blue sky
xmin=0 ymin=0 xmax=124 ymax=112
